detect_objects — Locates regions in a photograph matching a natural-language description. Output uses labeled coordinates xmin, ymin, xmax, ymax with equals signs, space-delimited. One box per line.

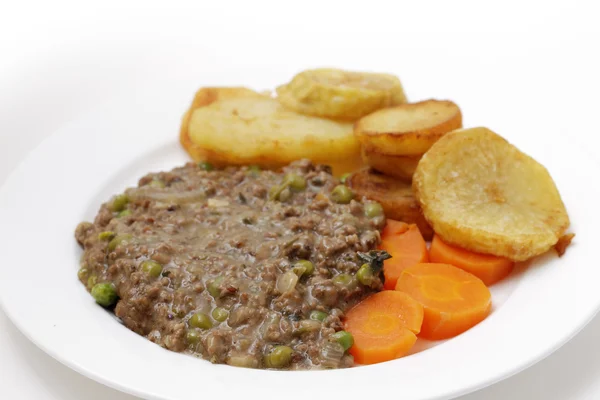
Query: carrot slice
xmin=395 ymin=263 xmax=491 ymax=340
xmin=345 ymin=291 xmax=424 ymax=365
xmin=429 ymin=234 xmax=514 ymax=286
xmin=380 ymin=220 xmax=429 ymax=290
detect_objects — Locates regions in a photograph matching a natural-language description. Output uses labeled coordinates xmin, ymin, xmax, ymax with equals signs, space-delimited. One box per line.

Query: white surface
xmin=1 ymin=1 xmax=599 ymax=399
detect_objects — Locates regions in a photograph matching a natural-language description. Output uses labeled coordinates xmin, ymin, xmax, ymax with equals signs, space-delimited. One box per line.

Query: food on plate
xmin=74 ymin=66 xmax=576 ymax=370
xmin=395 ymin=263 xmax=492 ymax=340
xmin=354 ymin=99 xmax=462 ymax=156
xmin=429 ymin=234 xmax=514 ymax=286
xmin=346 ymin=168 xmax=433 ymax=239
xmin=344 ymin=291 xmax=423 ymax=364
xmin=185 ymin=94 xmax=363 ymax=175
xmin=379 ymin=220 xmax=429 ymax=290
xmin=75 ymin=160 xmax=389 ymax=370
xmin=413 ymin=127 xmax=570 ymax=261
xmin=276 ymin=68 xmax=407 ymax=120
xmin=180 ymin=87 xmax=265 ymax=162
xmin=360 ymin=148 xmax=420 ymax=182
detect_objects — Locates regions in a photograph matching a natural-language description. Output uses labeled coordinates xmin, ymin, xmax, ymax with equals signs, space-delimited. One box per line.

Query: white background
xmin=1 ymin=0 xmax=599 ymax=398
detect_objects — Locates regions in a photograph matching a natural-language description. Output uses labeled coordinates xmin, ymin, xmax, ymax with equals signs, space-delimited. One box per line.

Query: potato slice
xmin=186 ymin=96 xmax=363 ymax=175
xmin=347 ymin=169 xmax=433 ymax=240
xmin=180 ymin=87 xmax=265 ymax=161
xmin=276 ymin=68 xmax=407 ymax=120
xmin=554 ymin=233 xmax=575 ymax=257
xmin=413 ymin=127 xmax=570 ymax=261
xmin=355 ymin=99 xmax=462 ymax=156
xmin=361 ymin=148 xmax=420 ymax=182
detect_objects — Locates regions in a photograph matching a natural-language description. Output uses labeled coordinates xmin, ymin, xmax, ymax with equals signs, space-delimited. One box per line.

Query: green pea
xmin=294 ymin=319 xmax=322 ymax=335
xmin=284 ymin=173 xmax=306 ymax=191
xmin=212 ymin=307 xmax=229 ymax=322
xmin=107 ymin=234 xmax=133 ymax=252
xmin=247 ymin=165 xmax=261 ymax=175
xmin=118 ymin=209 xmax=132 ymax=218
xmin=291 ymin=265 xmax=306 ymax=277
xmin=91 ymin=283 xmax=118 ymax=307
xmin=109 ymin=194 xmax=129 ymax=212
xmin=198 ymin=161 xmax=214 ymax=171
xmin=207 ymin=276 xmax=224 ymax=298
xmin=330 ymin=185 xmax=353 ymax=204
xmin=340 ymin=173 xmax=351 ymax=184
xmin=332 ymin=273 xmax=354 ymax=286
xmin=269 ymin=184 xmax=285 ymax=201
xmin=189 ymin=312 xmax=213 ymax=330
xmin=364 ymin=202 xmax=384 ymax=218
xmin=356 ymin=263 xmax=374 ymax=286
xmin=310 ymin=310 xmax=328 ymax=322
xmin=186 ymin=329 xmax=201 ymax=345
xmin=228 ymin=355 xmax=258 ymax=369
xmin=330 ymin=330 xmax=354 ymax=351
xmin=98 ymin=231 xmax=116 ymax=241
xmin=149 ymin=178 xmax=165 ymax=188
xmin=86 ymin=275 xmax=97 ymax=289
xmin=278 ymin=187 xmax=292 ymax=202
xmin=292 ymin=260 xmax=314 ymax=277
xmin=77 ymin=268 xmax=89 ymax=281
xmin=264 ymin=345 xmax=293 ymax=368
xmin=141 ymin=260 xmax=163 ymax=278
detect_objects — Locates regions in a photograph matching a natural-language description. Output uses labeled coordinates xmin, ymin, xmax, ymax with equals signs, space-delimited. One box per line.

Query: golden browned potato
xmin=347 ymin=169 xmax=433 ymax=239
xmin=276 ymin=68 xmax=407 ymax=120
xmin=180 ymin=87 xmax=265 ymax=162
xmin=354 ymin=99 xmax=462 ymax=156
xmin=554 ymin=233 xmax=575 ymax=257
xmin=361 ymin=148 xmax=420 ymax=182
xmin=186 ymin=95 xmax=364 ymax=175
xmin=413 ymin=127 xmax=570 ymax=261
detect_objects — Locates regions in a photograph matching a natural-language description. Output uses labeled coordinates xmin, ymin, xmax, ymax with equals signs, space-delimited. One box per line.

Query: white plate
xmin=0 ymin=72 xmax=598 ymax=400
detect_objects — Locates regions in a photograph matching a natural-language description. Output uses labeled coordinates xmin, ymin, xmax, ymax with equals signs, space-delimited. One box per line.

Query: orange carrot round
xmin=429 ymin=235 xmax=514 ymax=286
xmin=395 ymin=263 xmax=491 ymax=340
xmin=344 ymin=291 xmax=424 ymax=365
xmin=379 ymin=220 xmax=429 ymax=290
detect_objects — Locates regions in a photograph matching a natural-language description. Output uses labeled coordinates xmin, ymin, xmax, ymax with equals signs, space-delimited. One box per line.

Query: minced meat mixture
xmin=75 ymin=159 xmax=385 ymax=369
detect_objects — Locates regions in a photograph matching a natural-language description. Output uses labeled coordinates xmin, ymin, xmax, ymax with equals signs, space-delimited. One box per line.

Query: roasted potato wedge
xmin=413 ymin=127 xmax=570 ymax=261
xmin=180 ymin=87 xmax=265 ymax=162
xmin=186 ymin=96 xmax=363 ymax=175
xmin=355 ymin=99 xmax=462 ymax=156
xmin=361 ymin=148 xmax=420 ymax=182
xmin=347 ymin=169 xmax=433 ymax=240
xmin=276 ymin=68 xmax=407 ymax=120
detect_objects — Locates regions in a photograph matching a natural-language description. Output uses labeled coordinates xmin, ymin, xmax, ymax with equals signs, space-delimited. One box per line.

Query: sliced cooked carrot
xmin=381 ymin=219 xmax=410 ymax=236
xmin=380 ymin=220 xmax=429 ymax=290
xmin=429 ymin=234 xmax=514 ymax=286
xmin=350 ymin=328 xmax=417 ymax=366
xmin=395 ymin=263 xmax=491 ymax=340
xmin=345 ymin=291 xmax=424 ymax=365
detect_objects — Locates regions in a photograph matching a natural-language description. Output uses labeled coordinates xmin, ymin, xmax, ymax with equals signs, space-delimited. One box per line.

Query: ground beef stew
xmin=75 ymin=160 xmax=386 ymax=369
